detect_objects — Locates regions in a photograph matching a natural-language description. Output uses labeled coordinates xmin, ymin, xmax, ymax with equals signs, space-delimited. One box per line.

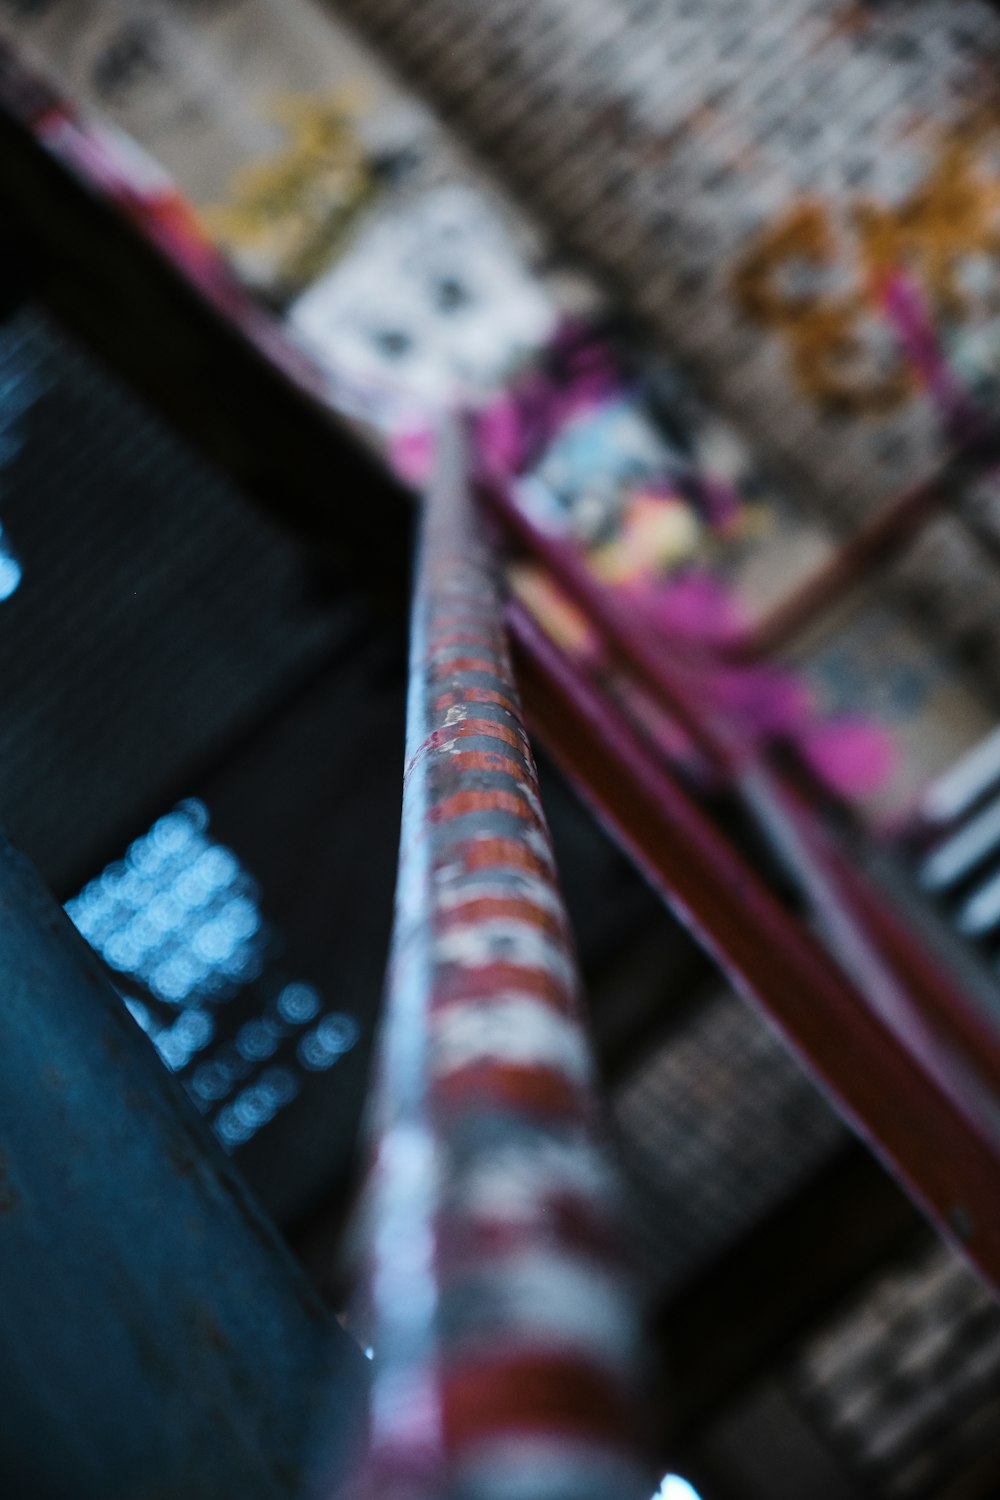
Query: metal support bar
xmin=356 ymin=420 xmax=649 ymax=1500
xmin=0 ymin=831 xmax=367 ymax=1499
xmin=508 ymin=602 xmax=1000 ymax=1291
xmin=488 ymin=470 xmax=1000 ymax=1102
xmin=738 ymin=427 xmax=1000 ymax=661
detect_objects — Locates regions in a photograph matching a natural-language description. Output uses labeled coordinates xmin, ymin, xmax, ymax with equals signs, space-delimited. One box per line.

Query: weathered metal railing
xmin=353 ymin=418 xmax=649 ymax=1499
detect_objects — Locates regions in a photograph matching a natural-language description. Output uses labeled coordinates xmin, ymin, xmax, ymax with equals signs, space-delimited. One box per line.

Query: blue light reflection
xmin=66 ymin=799 xmax=359 ymax=1151
xmin=654 ymin=1479 xmax=702 ymax=1500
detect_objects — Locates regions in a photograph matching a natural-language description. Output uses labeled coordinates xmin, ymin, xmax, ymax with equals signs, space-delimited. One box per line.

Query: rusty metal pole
xmin=355 ymin=418 xmax=649 ymax=1500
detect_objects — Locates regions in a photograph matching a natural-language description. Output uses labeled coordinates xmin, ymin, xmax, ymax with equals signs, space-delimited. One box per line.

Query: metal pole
xmin=356 ymin=418 xmax=649 ymax=1500
xmin=0 ymin=831 xmax=368 ymax=1499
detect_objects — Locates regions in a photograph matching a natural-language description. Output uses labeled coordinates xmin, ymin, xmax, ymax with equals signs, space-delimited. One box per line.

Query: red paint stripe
xmin=407 ymin=729 xmax=532 ymax=782
xmin=433 ymin=657 xmax=502 ymax=677
xmin=437 ymin=720 xmax=528 ymax=751
xmin=460 ymin=839 xmax=553 ymax=878
xmin=430 ymin=789 xmax=537 ymax=824
xmin=442 ymin=1354 xmax=631 ymax=1446
xmin=433 ymin=687 xmax=520 ymax=715
xmin=432 ymin=962 xmax=570 ymax=1011
xmin=436 ymin=749 xmax=530 ymax=779
xmin=438 ymin=1208 xmax=621 ymax=1268
xmin=438 ymin=896 xmax=562 ymax=936
xmin=416 ymin=723 xmax=529 ymax=762
xmin=431 ymin=1062 xmax=583 ymax=1119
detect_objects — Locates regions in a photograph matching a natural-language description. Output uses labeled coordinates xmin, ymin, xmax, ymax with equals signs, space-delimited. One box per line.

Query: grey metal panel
xmin=0 ymin=830 xmax=367 ymax=1499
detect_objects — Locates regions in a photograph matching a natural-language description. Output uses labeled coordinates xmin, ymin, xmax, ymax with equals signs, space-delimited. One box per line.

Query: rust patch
xmin=432 ymin=686 xmax=520 ymax=714
xmin=460 ymin=839 xmax=552 ymax=878
xmin=430 ymin=789 xmax=535 ymax=824
xmin=440 ymin=749 xmax=530 ymax=779
xmin=437 ymin=896 xmax=562 ymax=937
xmin=432 ymin=656 xmax=499 ymax=677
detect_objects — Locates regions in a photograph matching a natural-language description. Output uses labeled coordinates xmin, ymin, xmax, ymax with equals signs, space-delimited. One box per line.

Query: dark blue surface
xmin=0 ymin=831 xmax=367 ymax=1498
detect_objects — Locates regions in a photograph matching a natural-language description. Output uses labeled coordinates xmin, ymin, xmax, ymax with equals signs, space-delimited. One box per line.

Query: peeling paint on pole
xmin=356 ymin=419 xmax=649 ymax=1500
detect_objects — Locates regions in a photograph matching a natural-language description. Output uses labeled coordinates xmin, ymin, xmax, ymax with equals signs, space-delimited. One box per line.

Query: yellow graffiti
xmin=732 ymin=199 xmax=910 ymax=413
xmin=202 ymin=89 xmax=380 ymax=294
xmin=732 ymin=116 xmax=1000 ymax=414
